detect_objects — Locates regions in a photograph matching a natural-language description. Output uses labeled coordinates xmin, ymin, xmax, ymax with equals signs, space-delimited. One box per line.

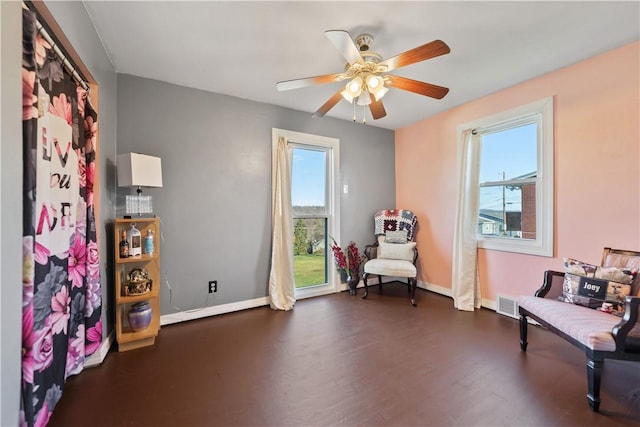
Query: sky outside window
xmin=479 ymin=123 xmax=537 ymax=182
xmin=479 ymin=123 xmax=537 ymax=212
xmin=291 ymin=147 xmax=326 ymax=207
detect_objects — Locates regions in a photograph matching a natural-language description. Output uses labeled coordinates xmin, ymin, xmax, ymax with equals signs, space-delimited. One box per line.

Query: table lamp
xmin=117 ymin=152 xmax=163 ymax=216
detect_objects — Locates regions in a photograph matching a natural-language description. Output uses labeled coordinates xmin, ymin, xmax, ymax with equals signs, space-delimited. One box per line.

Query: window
xmin=272 ymin=128 xmax=341 ymax=298
xmin=291 ymin=147 xmax=329 ymax=289
xmin=460 ymin=97 xmax=554 ymax=256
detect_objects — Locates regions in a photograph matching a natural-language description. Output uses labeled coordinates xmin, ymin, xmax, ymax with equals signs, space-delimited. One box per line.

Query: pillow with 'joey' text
xmin=560 ymin=257 xmax=636 ymax=314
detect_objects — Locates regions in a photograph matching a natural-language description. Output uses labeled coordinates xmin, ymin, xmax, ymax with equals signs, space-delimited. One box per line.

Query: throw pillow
xmin=560 ymin=272 xmax=631 ymax=314
xmin=595 ymin=266 xmax=636 ymax=285
xmin=385 ymin=230 xmax=408 ymax=244
xmin=377 ymin=241 xmax=416 ymax=262
xmin=563 ymin=257 xmax=598 ymax=277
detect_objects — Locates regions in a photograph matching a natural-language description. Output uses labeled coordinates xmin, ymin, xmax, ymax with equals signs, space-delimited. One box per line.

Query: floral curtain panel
xmin=21 ymin=7 xmax=102 ymax=426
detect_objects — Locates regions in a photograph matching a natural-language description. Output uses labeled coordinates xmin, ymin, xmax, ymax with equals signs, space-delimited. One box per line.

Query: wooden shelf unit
xmin=113 ymin=217 xmax=160 ymax=351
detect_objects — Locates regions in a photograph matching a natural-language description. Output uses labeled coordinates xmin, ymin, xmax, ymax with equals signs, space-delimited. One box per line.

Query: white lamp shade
xmin=341 ymin=76 xmax=363 ymax=103
xmin=366 ymin=75 xmax=382 ymax=90
xmin=372 ymin=86 xmax=389 ymax=101
xmin=340 ymin=88 xmax=355 ymax=103
xmin=357 ymin=91 xmax=372 ymax=106
xmin=117 ymin=153 xmax=163 ymax=188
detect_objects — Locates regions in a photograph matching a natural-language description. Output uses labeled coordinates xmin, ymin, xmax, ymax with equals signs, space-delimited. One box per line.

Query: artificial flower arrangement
xmin=330 ymin=237 xmax=366 ymax=280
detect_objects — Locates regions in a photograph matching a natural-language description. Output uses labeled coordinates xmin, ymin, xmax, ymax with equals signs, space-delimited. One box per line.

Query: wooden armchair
xmin=362 ymin=209 xmax=419 ymax=306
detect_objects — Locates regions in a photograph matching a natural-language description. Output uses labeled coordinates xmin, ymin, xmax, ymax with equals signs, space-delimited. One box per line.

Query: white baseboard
xmin=85 ymin=329 xmax=114 ymax=368
xmin=159 ymin=281 xmax=370 ymax=327
xmin=417 ymin=280 xmax=453 ymax=298
xmin=417 ymin=280 xmax=533 ymax=322
xmin=160 ymin=296 xmax=270 ymax=326
xmin=160 ymin=280 xmax=370 ymax=325
xmin=158 ymin=280 xmax=531 ymax=328
xmin=482 ymin=298 xmax=497 ymax=311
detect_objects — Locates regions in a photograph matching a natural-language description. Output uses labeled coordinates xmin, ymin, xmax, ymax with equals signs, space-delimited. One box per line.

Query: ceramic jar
xmin=128 ymin=301 xmax=152 ymax=331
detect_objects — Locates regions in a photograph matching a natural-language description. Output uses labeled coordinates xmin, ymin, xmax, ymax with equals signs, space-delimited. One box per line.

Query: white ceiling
xmin=82 ymin=1 xmax=640 ymax=130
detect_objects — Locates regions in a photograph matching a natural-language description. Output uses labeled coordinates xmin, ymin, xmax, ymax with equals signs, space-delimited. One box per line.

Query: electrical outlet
xmin=208 ymin=280 xmax=217 ymax=293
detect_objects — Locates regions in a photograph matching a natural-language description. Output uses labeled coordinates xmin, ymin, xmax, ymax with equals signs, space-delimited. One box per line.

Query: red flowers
xmin=330 ymin=238 xmax=365 ymax=277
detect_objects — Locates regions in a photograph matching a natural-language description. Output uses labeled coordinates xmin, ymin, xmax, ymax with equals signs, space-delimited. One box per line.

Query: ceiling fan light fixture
xmin=341 ymin=88 xmax=355 ymax=103
xmin=348 ymin=78 xmax=362 ymax=93
xmin=357 ymin=90 xmax=372 ymax=106
xmin=340 ymin=88 xmax=356 ymax=103
xmin=366 ymin=75 xmax=388 ymax=101
xmin=366 ymin=75 xmax=382 ymax=89
xmin=341 ymin=76 xmax=363 ymax=103
xmin=372 ymin=85 xmax=389 ymax=101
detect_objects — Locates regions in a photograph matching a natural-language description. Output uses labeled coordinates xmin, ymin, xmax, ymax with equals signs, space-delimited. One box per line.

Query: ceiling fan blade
xmin=386 ymin=75 xmax=449 ymax=99
xmin=369 ymin=98 xmax=387 ymax=120
xmin=325 ymin=30 xmax=362 ymax=65
xmin=312 ymin=91 xmax=343 ymax=118
xmin=276 ymin=73 xmax=345 ymax=91
xmin=379 ymin=40 xmax=450 ymax=72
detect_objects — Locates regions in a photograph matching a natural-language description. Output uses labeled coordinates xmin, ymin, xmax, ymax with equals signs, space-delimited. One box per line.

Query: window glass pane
xmin=478 ymin=122 xmax=538 ymax=241
xmin=291 ymin=147 xmax=326 ymax=215
xmin=478 ymin=183 xmax=536 ymax=240
xmin=479 ymin=123 xmax=537 ymax=183
xmin=293 ymin=218 xmax=327 ymax=288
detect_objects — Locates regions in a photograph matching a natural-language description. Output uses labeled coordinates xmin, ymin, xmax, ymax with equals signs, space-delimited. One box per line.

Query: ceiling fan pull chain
xmin=352 ymin=100 xmax=357 ymax=122
xmin=362 ymin=105 xmax=366 ymax=124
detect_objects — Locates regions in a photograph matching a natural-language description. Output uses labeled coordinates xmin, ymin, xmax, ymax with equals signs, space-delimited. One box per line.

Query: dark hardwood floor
xmin=49 ymin=286 xmax=640 ymax=426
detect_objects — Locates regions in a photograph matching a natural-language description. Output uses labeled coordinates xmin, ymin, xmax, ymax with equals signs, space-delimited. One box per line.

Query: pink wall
xmin=396 ymin=41 xmax=640 ymax=302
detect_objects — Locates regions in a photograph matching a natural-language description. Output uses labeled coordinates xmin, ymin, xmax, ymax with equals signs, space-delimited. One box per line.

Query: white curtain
xmin=268 ymin=136 xmax=296 ymax=310
xmin=452 ymin=129 xmax=482 ymax=311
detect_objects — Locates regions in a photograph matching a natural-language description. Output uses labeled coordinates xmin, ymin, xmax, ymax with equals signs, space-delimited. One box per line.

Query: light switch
xmin=343 ymin=184 xmax=349 ymax=194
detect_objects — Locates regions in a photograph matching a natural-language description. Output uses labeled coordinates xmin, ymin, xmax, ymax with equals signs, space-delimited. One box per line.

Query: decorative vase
xmin=347 ymin=274 xmax=359 ymax=296
xmin=128 ymin=301 xmax=152 ymax=332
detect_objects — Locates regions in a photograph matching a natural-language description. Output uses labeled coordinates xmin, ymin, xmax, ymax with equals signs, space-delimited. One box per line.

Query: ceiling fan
xmin=276 ymin=30 xmax=451 ymax=122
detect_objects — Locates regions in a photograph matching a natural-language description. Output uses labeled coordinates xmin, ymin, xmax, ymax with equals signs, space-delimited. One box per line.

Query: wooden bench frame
xmin=519 ymin=269 xmax=640 ymax=412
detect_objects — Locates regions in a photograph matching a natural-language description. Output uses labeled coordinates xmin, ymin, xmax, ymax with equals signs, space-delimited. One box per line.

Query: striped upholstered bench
xmin=518 ymin=248 xmax=640 ymax=412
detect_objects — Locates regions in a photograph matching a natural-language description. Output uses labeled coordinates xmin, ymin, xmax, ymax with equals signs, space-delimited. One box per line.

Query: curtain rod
xmin=25 ymin=2 xmax=90 ymax=92
xmin=471 ymin=114 xmax=539 ymax=136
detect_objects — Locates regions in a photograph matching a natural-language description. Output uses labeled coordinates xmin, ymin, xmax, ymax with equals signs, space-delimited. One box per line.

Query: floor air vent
xmin=496 ymin=295 xmax=519 ymax=319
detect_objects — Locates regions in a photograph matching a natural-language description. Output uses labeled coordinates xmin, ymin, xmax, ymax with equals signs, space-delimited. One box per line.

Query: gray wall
xmin=117 ymin=74 xmax=396 ymax=312
xmin=0 ymin=1 xmax=117 ymax=424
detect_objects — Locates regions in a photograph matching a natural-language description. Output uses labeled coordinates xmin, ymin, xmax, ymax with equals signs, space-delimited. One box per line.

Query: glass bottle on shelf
xmin=144 ymin=229 xmax=154 ymax=255
xmin=119 ymin=229 xmax=129 ymax=258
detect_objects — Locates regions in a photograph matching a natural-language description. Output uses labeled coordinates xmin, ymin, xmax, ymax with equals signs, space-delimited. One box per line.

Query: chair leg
xmin=519 ymin=314 xmax=528 ymax=351
xmin=362 ymin=273 xmax=369 ymax=300
xmin=586 ymin=357 xmax=603 ymax=412
xmin=378 ymin=275 xmax=383 ymax=293
xmin=409 ymin=277 xmax=417 ymax=307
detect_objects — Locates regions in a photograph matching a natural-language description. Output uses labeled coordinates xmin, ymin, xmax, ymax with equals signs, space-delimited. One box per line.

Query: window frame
xmin=458 ymin=97 xmax=554 ymax=257
xmin=272 ymin=128 xmax=341 ymax=298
